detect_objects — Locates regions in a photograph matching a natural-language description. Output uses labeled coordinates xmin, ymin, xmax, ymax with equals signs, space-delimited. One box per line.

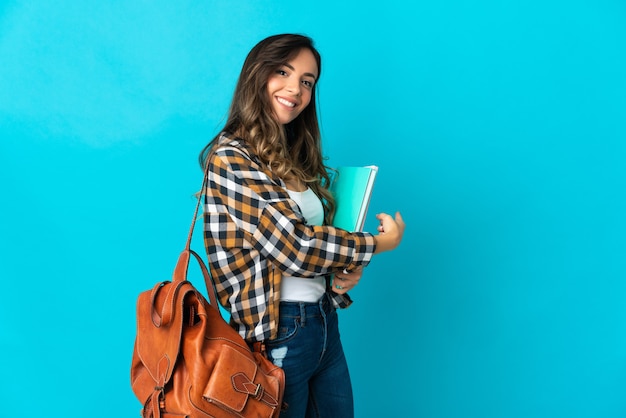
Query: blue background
xmin=1 ymin=1 xmax=625 ymax=417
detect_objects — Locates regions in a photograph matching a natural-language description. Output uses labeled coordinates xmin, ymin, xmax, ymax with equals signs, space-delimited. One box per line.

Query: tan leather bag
xmin=130 ymin=174 xmax=285 ymax=418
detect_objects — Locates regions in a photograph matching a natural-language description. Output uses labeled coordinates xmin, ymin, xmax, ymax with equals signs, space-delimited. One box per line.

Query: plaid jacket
xmin=203 ymin=132 xmax=376 ymax=342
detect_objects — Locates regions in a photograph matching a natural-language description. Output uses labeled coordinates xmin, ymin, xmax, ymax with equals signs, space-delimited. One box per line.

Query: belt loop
xmin=299 ymin=302 xmax=306 ymax=327
xmin=321 ymin=292 xmax=330 ymax=314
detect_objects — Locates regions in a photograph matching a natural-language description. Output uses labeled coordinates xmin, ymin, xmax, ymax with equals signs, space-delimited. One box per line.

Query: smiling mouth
xmin=276 ymin=97 xmax=296 ymax=108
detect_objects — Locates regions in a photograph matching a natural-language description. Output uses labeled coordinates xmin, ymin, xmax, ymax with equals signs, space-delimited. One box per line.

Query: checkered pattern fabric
xmin=203 ymin=132 xmax=376 ymax=342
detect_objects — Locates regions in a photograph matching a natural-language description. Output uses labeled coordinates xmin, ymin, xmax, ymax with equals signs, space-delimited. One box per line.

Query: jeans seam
xmin=320 ymin=298 xmax=328 ymax=363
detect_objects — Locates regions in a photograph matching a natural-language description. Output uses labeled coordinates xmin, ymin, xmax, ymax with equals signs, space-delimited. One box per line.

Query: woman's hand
xmin=374 ymin=212 xmax=405 ymax=254
xmin=331 ymin=267 xmax=363 ymax=294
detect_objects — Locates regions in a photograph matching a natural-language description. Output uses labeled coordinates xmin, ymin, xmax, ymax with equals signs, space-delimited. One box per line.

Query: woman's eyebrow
xmin=283 ymin=63 xmax=317 ymax=80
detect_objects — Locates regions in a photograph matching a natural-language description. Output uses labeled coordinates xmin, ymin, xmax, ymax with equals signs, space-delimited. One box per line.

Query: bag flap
xmin=203 ymin=345 xmax=259 ymax=412
xmin=134 ymin=280 xmax=195 ymax=386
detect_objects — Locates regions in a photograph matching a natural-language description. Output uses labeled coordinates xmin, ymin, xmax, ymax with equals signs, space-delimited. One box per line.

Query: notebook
xmin=329 ymin=165 xmax=378 ymax=232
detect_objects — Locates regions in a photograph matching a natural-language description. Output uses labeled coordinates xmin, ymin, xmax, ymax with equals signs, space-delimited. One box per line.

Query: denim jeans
xmin=266 ymin=294 xmax=354 ymax=418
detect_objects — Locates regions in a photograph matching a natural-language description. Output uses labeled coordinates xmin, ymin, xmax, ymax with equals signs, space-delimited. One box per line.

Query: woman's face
xmin=266 ymin=48 xmax=318 ymax=125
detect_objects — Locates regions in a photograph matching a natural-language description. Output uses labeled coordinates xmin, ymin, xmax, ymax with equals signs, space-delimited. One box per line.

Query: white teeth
xmin=277 ymin=97 xmax=296 ymax=108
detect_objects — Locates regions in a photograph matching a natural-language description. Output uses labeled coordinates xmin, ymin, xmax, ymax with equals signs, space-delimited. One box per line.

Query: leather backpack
xmin=130 ymin=173 xmax=285 ymax=417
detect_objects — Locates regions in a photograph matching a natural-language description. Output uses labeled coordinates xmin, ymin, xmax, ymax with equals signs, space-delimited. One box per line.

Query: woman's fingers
xmin=332 ymin=269 xmax=363 ymax=294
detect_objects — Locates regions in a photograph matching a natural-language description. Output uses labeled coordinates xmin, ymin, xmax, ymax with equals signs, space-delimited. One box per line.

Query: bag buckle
xmin=154 ymin=385 xmax=166 ymax=409
xmin=253 ymin=383 xmax=263 ymax=399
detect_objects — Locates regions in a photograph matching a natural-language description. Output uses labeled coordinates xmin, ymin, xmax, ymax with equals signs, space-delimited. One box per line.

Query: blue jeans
xmin=266 ymin=294 xmax=354 ymax=418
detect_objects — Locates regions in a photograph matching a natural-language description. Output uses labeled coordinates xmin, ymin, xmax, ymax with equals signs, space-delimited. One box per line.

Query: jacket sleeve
xmin=207 ymin=145 xmax=376 ymax=277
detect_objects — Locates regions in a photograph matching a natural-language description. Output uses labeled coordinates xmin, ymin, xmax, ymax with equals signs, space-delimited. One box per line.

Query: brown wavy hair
xmin=199 ymin=33 xmax=335 ymax=223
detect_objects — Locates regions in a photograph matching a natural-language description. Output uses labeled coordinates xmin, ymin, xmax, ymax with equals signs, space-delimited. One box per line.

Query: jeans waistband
xmin=278 ymin=293 xmax=334 ymax=319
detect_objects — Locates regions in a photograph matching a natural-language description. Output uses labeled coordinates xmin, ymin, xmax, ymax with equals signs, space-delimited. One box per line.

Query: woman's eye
xmin=276 ymin=69 xmax=288 ymax=76
xmin=302 ymin=80 xmax=314 ymax=88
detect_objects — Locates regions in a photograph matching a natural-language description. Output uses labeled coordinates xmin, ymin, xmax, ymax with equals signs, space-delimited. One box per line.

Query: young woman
xmin=199 ymin=33 xmax=405 ymax=418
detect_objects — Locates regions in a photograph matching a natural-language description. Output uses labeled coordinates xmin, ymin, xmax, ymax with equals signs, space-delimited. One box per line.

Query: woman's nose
xmin=285 ymin=78 xmax=301 ymax=95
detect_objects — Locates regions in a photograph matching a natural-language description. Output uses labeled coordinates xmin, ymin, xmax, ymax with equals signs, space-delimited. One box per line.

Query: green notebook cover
xmin=329 ymin=165 xmax=378 ymax=232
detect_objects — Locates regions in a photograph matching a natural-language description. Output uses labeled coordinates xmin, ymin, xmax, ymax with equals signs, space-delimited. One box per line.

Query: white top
xmin=281 ymin=187 xmax=326 ymax=302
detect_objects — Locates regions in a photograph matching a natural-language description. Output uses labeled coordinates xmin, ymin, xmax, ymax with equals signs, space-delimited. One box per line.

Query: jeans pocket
xmin=268 ymin=316 xmax=300 ymax=345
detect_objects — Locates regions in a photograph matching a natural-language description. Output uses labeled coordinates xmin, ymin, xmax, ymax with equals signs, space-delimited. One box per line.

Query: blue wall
xmin=1 ymin=1 xmax=625 ymax=417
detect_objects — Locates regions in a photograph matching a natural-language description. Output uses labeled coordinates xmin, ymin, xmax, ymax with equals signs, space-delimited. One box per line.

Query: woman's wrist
xmin=374 ymin=234 xmax=396 ymax=254
xmin=374 ymin=229 xmax=402 ymax=254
